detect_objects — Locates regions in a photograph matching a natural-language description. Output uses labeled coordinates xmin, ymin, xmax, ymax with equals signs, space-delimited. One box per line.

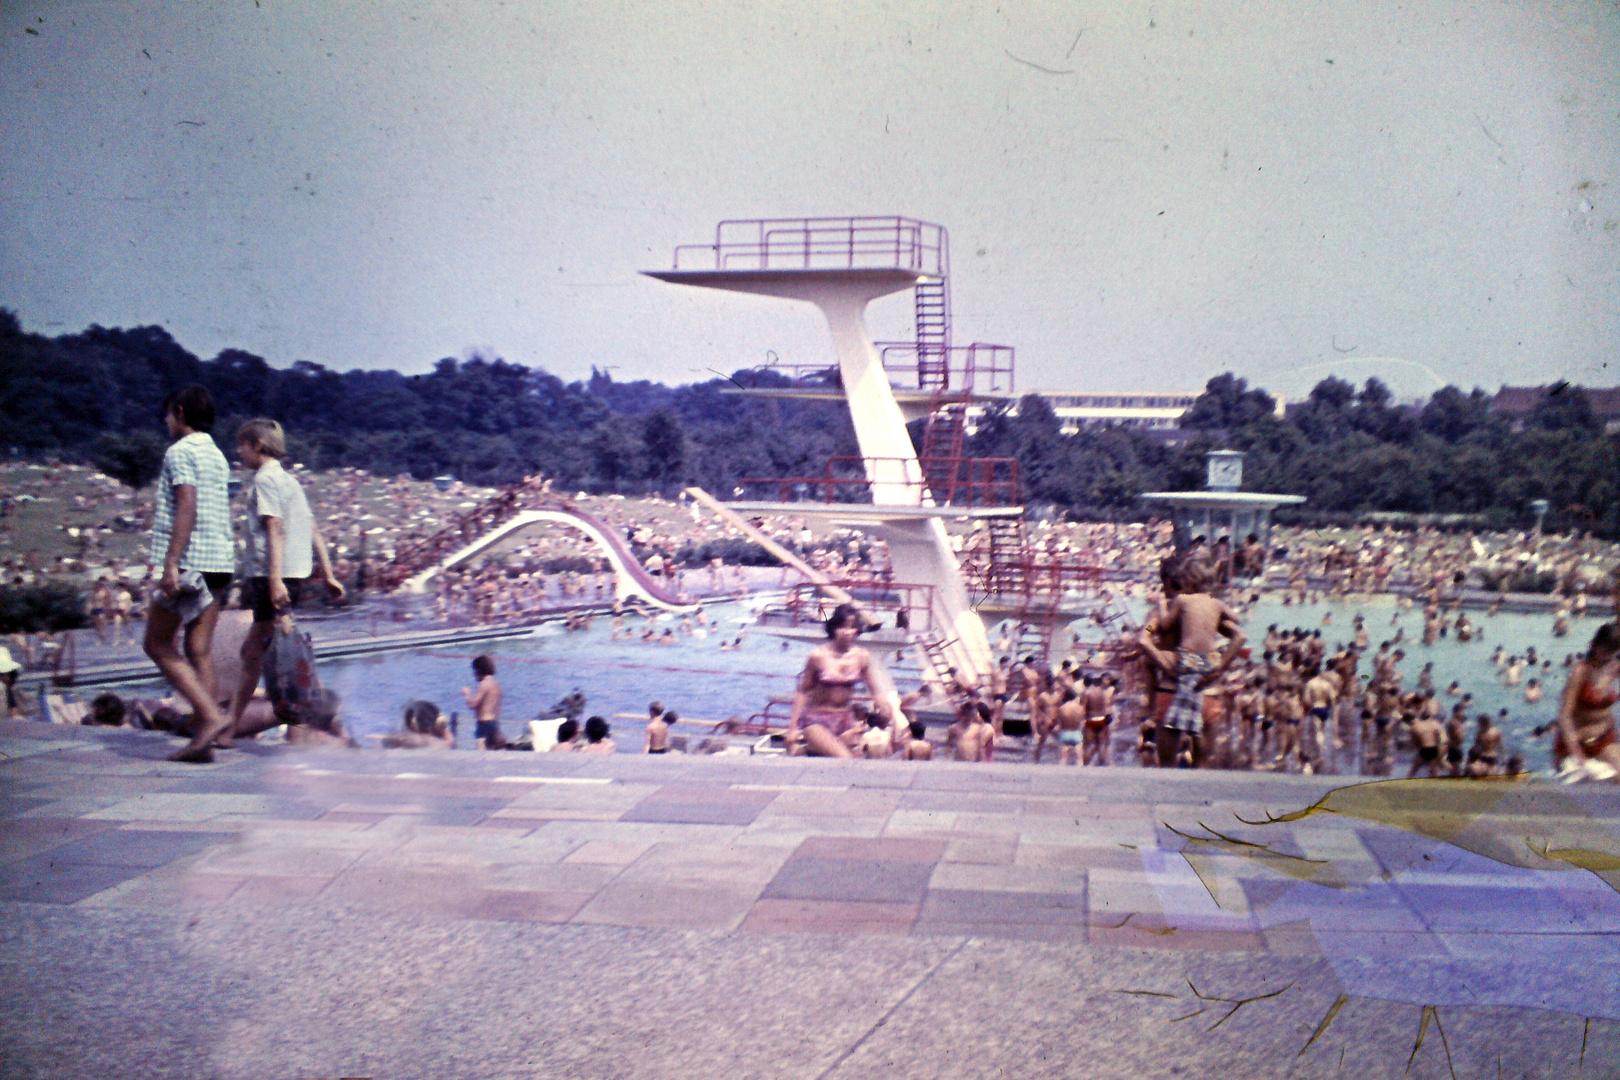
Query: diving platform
xmin=645 ymin=217 xmax=999 ymax=682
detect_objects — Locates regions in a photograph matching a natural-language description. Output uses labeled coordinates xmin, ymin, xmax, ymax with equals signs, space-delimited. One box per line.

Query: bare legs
xmin=144 ymin=598 xmax=230 ymax=762
xmin=787 ymin=723 xmax=854 ymax=758
xmin=225 ymin=621 xmax=276 ymax=745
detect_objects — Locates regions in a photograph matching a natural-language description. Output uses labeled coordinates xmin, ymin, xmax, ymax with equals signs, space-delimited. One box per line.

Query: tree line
xmin=1 ymin=310 xmax=1615 ymax=536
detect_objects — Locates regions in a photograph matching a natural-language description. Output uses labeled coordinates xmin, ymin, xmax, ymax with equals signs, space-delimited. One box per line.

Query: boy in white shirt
xmin=225 ymin=419 xmax=345 ymax=741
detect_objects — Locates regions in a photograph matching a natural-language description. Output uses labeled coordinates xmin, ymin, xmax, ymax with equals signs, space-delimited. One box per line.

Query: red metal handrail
xmin=738 ymin=455 xmax=1021 ymax=508
xmin=874 ymin=342 xmax=1016 ymax=394
xmin=760 ymin=579 xmax=940 ymax=636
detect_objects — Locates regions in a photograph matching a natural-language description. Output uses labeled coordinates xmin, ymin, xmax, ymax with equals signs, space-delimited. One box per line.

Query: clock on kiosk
xmin=1206 ymin=450 xmax=1244 ymax=492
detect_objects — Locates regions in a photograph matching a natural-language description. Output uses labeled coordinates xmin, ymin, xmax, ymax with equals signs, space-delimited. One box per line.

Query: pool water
xmin=319 ymin=600 xmax=808 ymax=750
xmin=1211 ymin=595 xmax=1591 ymax=766
xmin=119 ymin=593 xmax=1603 ymax=762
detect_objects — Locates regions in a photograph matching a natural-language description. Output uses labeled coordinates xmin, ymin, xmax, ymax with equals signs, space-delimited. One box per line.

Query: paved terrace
xmin=3 ymin=720 xmax=1619 ymax=1079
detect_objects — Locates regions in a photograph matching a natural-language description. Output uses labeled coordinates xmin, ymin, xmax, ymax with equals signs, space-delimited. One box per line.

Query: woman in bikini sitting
xmin=787 ymin=603 xmax=890 ymax=758
xmin=1555 ymin=622 xmax=1620 ymax=776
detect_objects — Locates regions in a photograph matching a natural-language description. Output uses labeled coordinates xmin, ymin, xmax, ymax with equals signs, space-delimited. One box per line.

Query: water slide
xmin=401 ymin=505 xmax=699 ymax=613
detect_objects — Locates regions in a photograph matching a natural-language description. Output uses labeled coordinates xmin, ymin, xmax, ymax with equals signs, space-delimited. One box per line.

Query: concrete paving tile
xmin=617 ymin=841 xmax=792 ymax=886
xmin=572 ymin=879 xmax=762 ymax=931
xmin=914 ymin=920 xmax=1088 ymax=943
xmin=80 ymin=793 xmax=283 ymax=821
xmin=1546 ymin=884 xmax=1620 ymax=932
xmin=317 ymin=811 xmax=389 ymax=827
xmin=916 ymin=887 xmax=1087 ymax=928
xmin=207 ymin=816 xmax=373 ymax=833
xmin=731 ymin=827 xmax=816 ymax=848
xmin=0 ymin=855 xmax=148 ymax=904
xmin=740 ymin=814 xmax=887 ymax=838
xmin=229 ymin=874 xmax=335 ymax=905
xmin=741 ymin=898 xmax=919 ymax=935
xmin=502 ymin=782 xmax=661 ymax=811
xmin=317 ymin=867 xmax=490 ymax=916
xmin=466 ymin=889 xmax=594 ymax=923
xmin=763 ymin=858 xmax=935 ymax=903
xmin=760 ymin=787 xmax=899 ymax=816
xmin=189 ymin=832 xmax=381 ymax=878
xmin=1258 ymin=919 xmax=1322 ymax=955
xmin=619 ymin=799 xmax=770 ymax=826
xmin=16 ymin=776 xmax=185 ymax=801
xmin=1014 ymin=842 xmax=1144 ymax=871
xmin=485 ymin=806 xmax=624 ymax=821
xmin=36 ymin=828 xmax=218 ymax=868
xmin=1018 ymin=817 xmax=1160 ymax=847
xmin=1436 ymin=928 xmax=1620 ymax=964
xmin=526 ymin=820 xmax=745 ymax=846
xmin=1310 ymin=928 xmax=1452 ymax=958
xmin=1395 ymin=882 xmax=1584 ymax=933
xmin=910 ymin=769 xmax=1031 ymax=791
xmin=951 ymin=811 xmax=1022 ymax=834
xmin=896 ymin=791 xmax=1022 ymax=813
xmin=328 ymin=801 xmax=429 ymax=815
xmin=1086 ymin=869 xmax=1165 ymax=916
xmin=881 ymin=810 xmax=957 ymax=837
xmin=72 ymin=865 xmax=248 ymax=910
xmin=423 ymin=797 xmax=521 ymax=827
xmin=845 ymin=769 xmax=918 ymax=790
xmin=1068 ymin=800 xmax=1171 ymax=820
xmin=17 ymin=796 xmax=130 ymax=818
xmin=795 ymin=836 xmax=945 ymax=863
xmin=927 ymin=861 xmax=1086 ymax=896
xmin=480 ymin=861 xmax=623 ymax=893
xmin=942 ymin=837 xmax=1018 ymax=865
xmin=0 ymin=817 xmax=118 ymax=863
xmin=1020 ymin=797 xmax=1095 ymax=817
xmin=474 ymin=819 xmax=536 ymax=833
xmin=1088 ymin=914 xmax=1265 ymax=952
xmin=563 ymin=840 xmax=656 ymax=866
xmin=1255 ymin=883 xmax=1431 ymax=933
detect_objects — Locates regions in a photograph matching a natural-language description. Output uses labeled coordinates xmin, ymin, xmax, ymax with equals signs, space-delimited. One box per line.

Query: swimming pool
xmin=115 ymin=592 xmax=1605 ymax=763
xmin=313 ymin=600 xmax=809 ymax=750
xmin=1218 ymin=594 xmax=1591 ymax=766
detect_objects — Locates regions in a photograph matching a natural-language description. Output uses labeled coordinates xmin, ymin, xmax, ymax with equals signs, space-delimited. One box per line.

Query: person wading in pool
xmin=786 ymin=602 xmax=893 ymax=758
xmin=1554 ymin=622 xmax=1620 ymax=778
xmin=463 ymin=655 xmax=505 ymax=749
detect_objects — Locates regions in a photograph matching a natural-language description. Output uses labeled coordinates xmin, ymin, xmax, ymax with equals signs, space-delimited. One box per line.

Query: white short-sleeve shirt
xmin=241 ymin=458 xmax=315 ymax=579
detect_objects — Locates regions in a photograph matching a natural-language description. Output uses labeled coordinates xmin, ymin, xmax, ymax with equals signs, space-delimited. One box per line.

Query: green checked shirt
xmin=149 ymin=432 xmax=236 ymax=574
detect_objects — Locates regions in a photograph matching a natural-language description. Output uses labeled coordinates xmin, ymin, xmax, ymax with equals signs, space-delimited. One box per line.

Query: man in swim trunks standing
xmin=1301 ymin=665 xmax=1339 ymax=774
xmin=463 ymin=655 xmax=504 ymax=749
xmin=1053 ymin=686 xmax=1085 ymax=766
xmin=1408 ymin=710 xmax=1447 ymax=778
xmin=1156 ymin=560 xmax=1245 ymax=769
xmin=1081 ymin=674 xmax=1115 ymax=766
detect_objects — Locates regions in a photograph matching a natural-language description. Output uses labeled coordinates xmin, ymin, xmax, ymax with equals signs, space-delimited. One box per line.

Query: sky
xmin=1 ymin=0 xmax=1616 ymax=402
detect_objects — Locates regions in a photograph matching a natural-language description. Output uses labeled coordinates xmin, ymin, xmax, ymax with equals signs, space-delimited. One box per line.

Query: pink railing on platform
xmin=672 ymin=217 xmax=948 ymax=275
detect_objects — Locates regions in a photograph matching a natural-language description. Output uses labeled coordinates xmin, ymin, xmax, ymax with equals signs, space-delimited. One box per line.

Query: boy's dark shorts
xmin=241 ymin=577 xmax=304 ymax=623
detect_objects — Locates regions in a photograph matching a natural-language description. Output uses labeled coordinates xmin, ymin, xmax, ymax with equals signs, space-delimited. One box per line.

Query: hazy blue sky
xmin=2 ymin=0 xmax=1615 ymax=400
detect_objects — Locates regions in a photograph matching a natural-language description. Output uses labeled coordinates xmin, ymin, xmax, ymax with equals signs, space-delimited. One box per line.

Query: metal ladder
xmin=914 ymin=277 xmax=950 ymax=389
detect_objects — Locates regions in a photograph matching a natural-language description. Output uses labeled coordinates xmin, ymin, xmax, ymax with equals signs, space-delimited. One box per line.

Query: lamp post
xmin=1530 ymin=498 xmax=1550 ymax=537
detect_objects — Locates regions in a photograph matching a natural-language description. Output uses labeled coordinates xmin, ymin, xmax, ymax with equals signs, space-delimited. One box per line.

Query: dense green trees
xmin=1 ymin=309 xmax=1614 ymax=535
xmin=0 ymin=311 xmax=856 ymax=497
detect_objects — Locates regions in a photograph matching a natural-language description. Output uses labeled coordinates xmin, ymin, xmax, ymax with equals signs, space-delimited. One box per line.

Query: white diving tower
xmin=644 ymin=218 xmax=1010 ymax=683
